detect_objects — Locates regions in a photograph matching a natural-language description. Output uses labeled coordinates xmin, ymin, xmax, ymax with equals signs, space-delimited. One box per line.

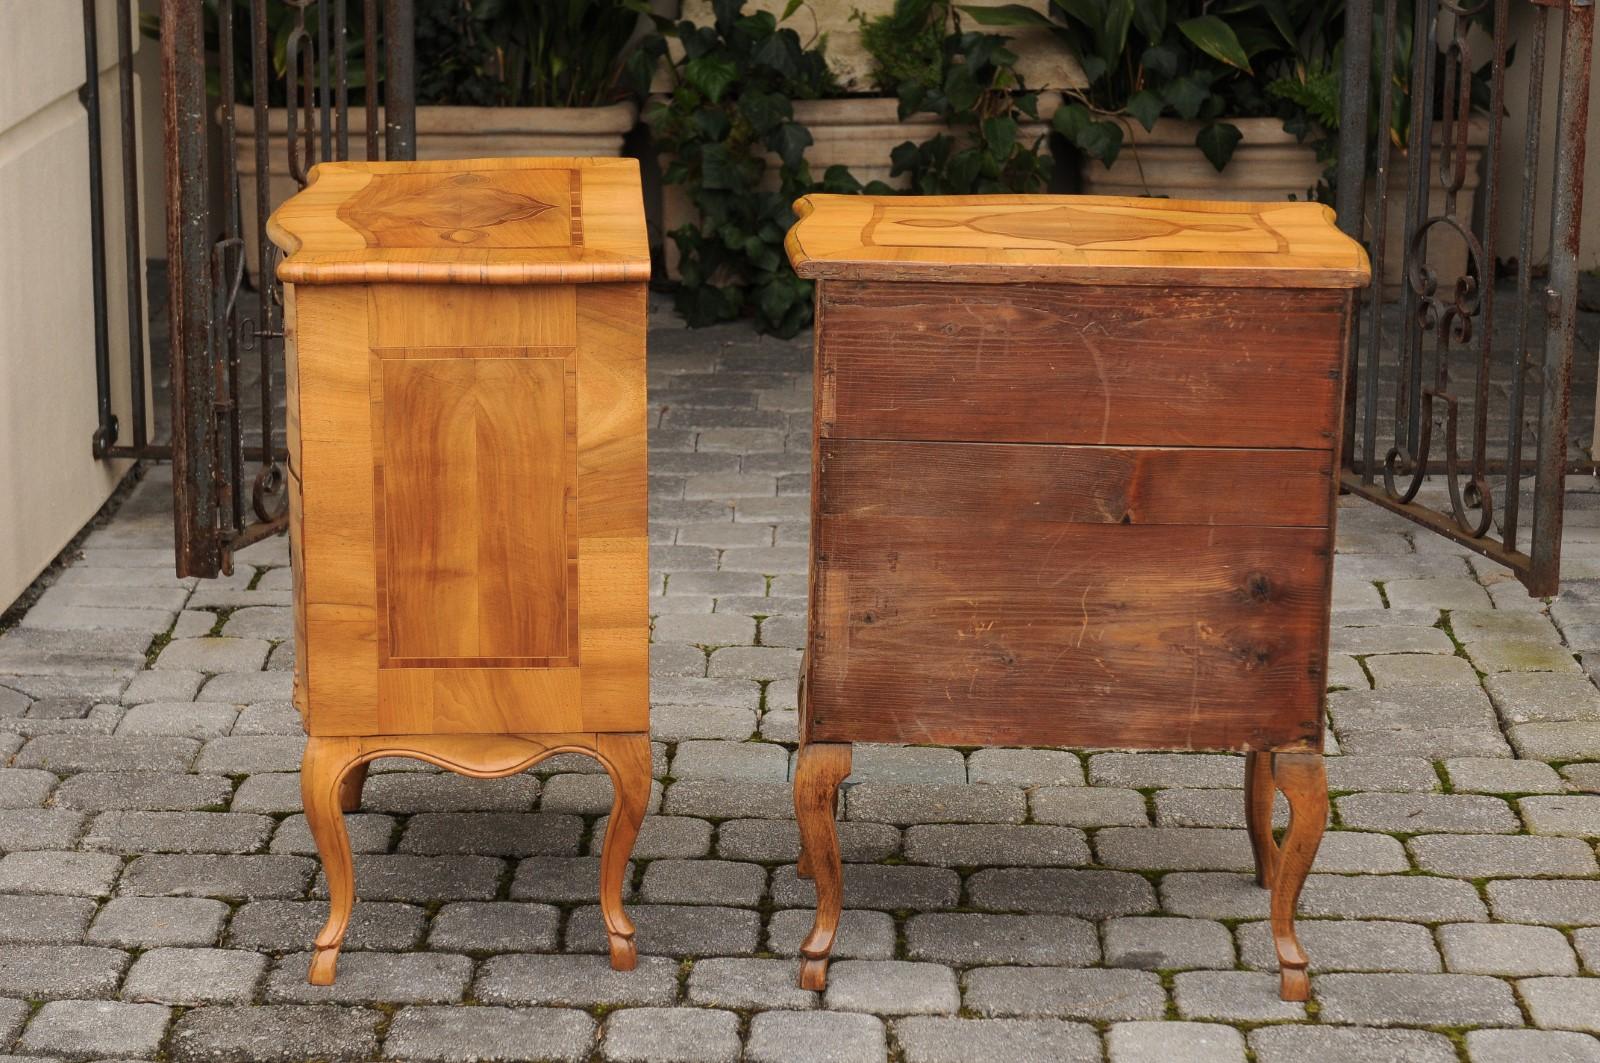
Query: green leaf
xmin=1178 ymin=15 xmax=1253 ymax=72
xmin=1196 ymin=120 xmax=1243 ymax=170
xmin=1132 ymin=0 xmax=1166 ymax=41
xmin=1098 ymin=0 xmax=1135 ymax=67
xmin=1141 ymin=43 xmax=1178 ymax=79
xmin=684 ymin=55 xmax=738 ymax=101
xmin=764 ymin=121 xmax=813 ymax=169
xmin=982 ymin=116 xmax=1019 ymax=157
xmin=752 ymin=29 xmax=803 ymax=80
xmin=956 ymin=3 xmax=1056 ymax=26
xmin=1126 ymin=88 xmax=1164 ymax=131
xmin=737 ymin=90 xmax=790 ymax=134
xmin=1078 ymin=120 xmax=1125 ymax=166
xmin=943 ymin=63 xmax=982 ymax=112
xmin=1051 ymin=102 xmax=1091 ymax=138
xmin=699 ymin=142 xmax=742 ymax=189
xmin=781 ymin=0 xmax=804 ymax=18
xmin=1162 ymin=74 xmax=1210 ymax=119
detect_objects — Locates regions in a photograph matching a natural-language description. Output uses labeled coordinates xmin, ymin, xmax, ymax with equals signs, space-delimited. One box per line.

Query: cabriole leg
xmin=301 ymin=736 xmax=363 ymax=985
xmin=1244 ymin=751 xmax=1279 ymax=888
xmin=793 ymin=741 xmax=851 ymax=991
xmin=596 ymin=732 xmax=651 ymax=972
xmin=1269 ymin=752 xmax=1327 ymax=1002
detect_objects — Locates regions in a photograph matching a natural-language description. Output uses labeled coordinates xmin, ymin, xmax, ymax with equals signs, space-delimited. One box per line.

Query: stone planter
xmin=234 ymin=101 xmax=638 ymax=280
xmin=1078 ymin=116 xmax=1324 ymax=203
xmin=660 ymin=94 xmax=1061 ymax=276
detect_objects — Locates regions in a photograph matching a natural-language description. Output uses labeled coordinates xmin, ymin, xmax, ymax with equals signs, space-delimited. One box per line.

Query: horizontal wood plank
xmin=819 ymin=283 xmax=1346 ymax=449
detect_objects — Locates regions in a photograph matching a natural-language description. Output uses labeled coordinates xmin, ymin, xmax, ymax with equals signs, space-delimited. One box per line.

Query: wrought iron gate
xmin=157 ymin=0 xmax=416 ymax=578
xmin=1335 ymin=0 xmax=1594 ymax=596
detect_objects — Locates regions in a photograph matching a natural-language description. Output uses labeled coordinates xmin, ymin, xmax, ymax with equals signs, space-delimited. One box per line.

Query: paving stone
xmin=892 ymin=1017 xmax=1101 ymax=1063
xmin=1472 ymin=639 xmax=1583 ymax=674
xmin=1088 ymin=752 xmax=1243 ymax=789
xmin=383 ymin=1005 xmax=595 ymax=1063
xmin=766 ymin=908 xmax=897 ymax=960
xmin=122 ymin=947 xmax=267 ymax=1004
xmin=1031 ymin=787 xmax=1149 ymax=827
xmin=509 ymin=856 xmax=633 ymax=905
xmin=53 ymin=772 xmax=234 ymax=812
xmin=226 ymin=900 xmax=425 ymax=952
xmin=640 ymin=858 xmax=765 ymax=906
xmin=537 ymin=773 xmax=662 ymax=815
xmin=663 ymin=779 xmax=794 ymax=819
xmin=1103 ymin=917 xmax=1235 ymax=971
xmin=1237 ymin=918 xmax=1441 ymax=973
xmin=686 ymin=957 xmax=819 ymax=1009
xmin=1326 ymin=754 xmax=1444 ymax=792
xmin=313 ymin=854 xmax=502 ymax=902
xmin=648 ymin=703 xmax=755 ymax=740
xmin=1465 ymin=1030 xmax=1600 ymax=1063
xmin=1485 ymin=673 xmax=1600 ymax=723
xmin=670 ymin=739 xmax=787 ymax=781
xmin=841 ymin=745 xmax=967 ymax=785
xmin=267 ymin=951 xmax=471 ymax=1004
xmin=122 ymin=855 xmax=314 ymax=900
xmin=965 ymin=748 xmax=1084 ymax=786
xmin=601 ymin=1007 xmax=741 ymax=1063
xmin=905 ymin=913 xmax=1098 ymax=967
xmin=0 ymin=996 xmax=24 ymax=1047
xmin=1563 ymin=763 xmax=1600 ymax=792
xmin=475 ymin=954 xmax=681 ymax=1007
xmin=114 ymin=701 xmax=238 ymax=738
xmin=568 ymin=903 xmax=761 ymax=957
xmin=771 ymin=863 xmax=959 ymax=911
xmin=1337 ymin=726 xmax=1513 ymax=757
xmin=746 ymin=1010 xmax=886 ymax=1063
xmin=17 ymin=1000 xmax=171 ymax=1060
xmin=226 ymin=772 xmax=304 ymax=815
xmin=194 ymin=736 xmax=305 ymax=774
xmin=0 ymin=894 xmax=96 ymax=944
xmin=651 ymin=613 xmax=756 ymax=646
xmin=1512 ymin=723 xmax=1600 ymax=760
xmin=1249 ymin=1025 xmax=1458 ymax=1063
xmin=1330 ymin=685 xmax=1498 ymax=734
xmin=358 ymin=773 xmax=542 ymax=813
xmin=270 ymin=812 xmax=394 ymax=855
xmin=219 ymin=607 xmax=291 ymax=640
xmin=120 ymin=670 xmax=204 ymax=704
xmin=1411 ymin=833 xmax=1598 ymax=877
xmin=591 ymin=815 xmax=713 ymax=860
xmin=969 ymin=868 xmax=1156 ymax=917
xmin=14 ymin=735 xmax=198 ymax=774
xmin=167 ymin=1004 xmax=381 ymax=1062
xmin=823 ymin=960 xmax=959 ymax=1016
xmin=1107 ymin=1021 xmax=1246 ymax=1063
xmin=706 ymin=647 xmax=801 ymax=682
xmin=154 ymin=638 xmax=270 ymax=673
xmin=1299 ymin=872 xmax=1489 ymax=921
xmin=1095 ymin=827 xmax=1255 ymax=871
xmin=714 ymin=818 xmax=899 ymax=864
xmin=89 ymin=897 xmax=230 ymax=948
xmin=904 ymin=823 xmax=1089 ymax=867
xmin=0 ymin=944 xmax=128 ymax=999
xmin=1314 ymin=972 xmax=1522 ymax=1027
xmin=649 ymin=677 xmax=761 ymax=712
xmin=962 ymin=967 xmax=1165 ymax=1020
xmin=1171 ymin=971 xmax=1304 ymax=1021
xmin=1488 ymin=879 xmax=1600 ymax=925
xmin=846 ymin=783 xmax=1025 ymax=825
xmin=0 ymin=767 xmax=58 ymax=807
xmin=0 ymin=628 xmax=150 ymax=676
xmin=231 ymin=700 xmax=304 ymax=735
xmin=1448 ymin=756 xmax=1566 ymax=793
xmin=0 ymin=808 xmax=85 ymax=849
xmin=1438 ymin=922 xmax=1579 ymax=976
xmin=1523 ymin=977 xmax=1600 ymax=1033
xmin=1522 ymin=795 xmax=1600 ymax=836
xmin=1330 ymin=624 xmax=1456 ymax=655
xmin=195 ymin=672 xmax=293 ymax=704
xmin=0 ymin=851 xmax=122 ymax=896
xmin=85 ymin=811 xmax=273 ymax=854
xmin=398 ymin=812 xmax=582 ymax=857
xmin=422 ymin=902 xmax=559 ymax=953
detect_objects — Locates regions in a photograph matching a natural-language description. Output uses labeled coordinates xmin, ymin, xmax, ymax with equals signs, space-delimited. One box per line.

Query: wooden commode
xmin=785 ymin=194 xmax=1370 ymax=1001
xmin=268 ymin=157 xmax=651 ymax=984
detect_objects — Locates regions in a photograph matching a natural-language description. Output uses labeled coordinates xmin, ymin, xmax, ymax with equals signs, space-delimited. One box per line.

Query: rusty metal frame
xmin=1338 ymin=0 xmax=1594 ymax=597
xmin=154 ymin=0 xmax=415 ymax=577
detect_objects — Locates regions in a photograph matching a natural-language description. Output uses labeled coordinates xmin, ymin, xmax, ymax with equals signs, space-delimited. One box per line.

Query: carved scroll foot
xmin=596 ymin=732 xmax=651 ymax=972
xmin=794 ymin=741 xmax=851 ymax=991
xmin=1268 ymin=752 xmax=1327 ymax=1002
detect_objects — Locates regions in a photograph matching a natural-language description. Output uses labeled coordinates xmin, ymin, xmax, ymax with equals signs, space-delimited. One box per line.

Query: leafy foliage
xmin=962 ymin=0 xmax=1345 ymax=171
xmin=890 ymin=28 xmax=1054 ymax=193
xmin=854 ymin=0 xmax=949 ymax=94
xmin=416 ymin=0 xmax=640 ymax=107
xmin=631 ymin=0 xmax=842 ymax=338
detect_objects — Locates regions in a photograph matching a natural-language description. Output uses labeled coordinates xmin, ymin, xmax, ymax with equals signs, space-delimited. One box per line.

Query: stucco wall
xmin=0 ymin=0 xmax=149 ymax=608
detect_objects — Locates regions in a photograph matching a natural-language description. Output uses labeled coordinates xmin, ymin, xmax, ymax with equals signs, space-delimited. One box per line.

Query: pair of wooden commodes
xmin=272 ymin=158 xmax=1369 ymax=1000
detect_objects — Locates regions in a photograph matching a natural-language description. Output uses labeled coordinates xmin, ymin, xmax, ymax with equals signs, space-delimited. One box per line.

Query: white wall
xmin=0 ymin=0 xmax=150 ymax=608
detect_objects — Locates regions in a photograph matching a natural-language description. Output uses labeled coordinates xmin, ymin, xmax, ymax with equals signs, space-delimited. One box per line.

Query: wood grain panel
xmin=808 ymin=518 xmax=1330 ymax=750
xmin=369 ymin=285 xmax=576 ymax=348
xmin=818 ymin=441 xmax=1333 ymax=528
xmin=818 ymin=283 xmax=1344 ymax=449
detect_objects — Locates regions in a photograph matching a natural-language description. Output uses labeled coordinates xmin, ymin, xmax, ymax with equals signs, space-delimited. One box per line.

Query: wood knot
xmin=1245 ymin=574 xmax=1272 ymax=601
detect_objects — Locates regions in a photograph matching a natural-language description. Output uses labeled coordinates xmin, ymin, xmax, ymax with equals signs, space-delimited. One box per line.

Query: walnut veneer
xmin=785 ymin=194 xmax=1370 ymax=1000
xmin=269 ymin=157 xmax=651 ymax=984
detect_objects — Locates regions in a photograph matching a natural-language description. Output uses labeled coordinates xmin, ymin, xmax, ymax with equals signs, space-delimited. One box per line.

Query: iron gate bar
xmin=1337 ymin=0 xmax=1593 ymax=598
xmin=384 ymin=0 xmax=416 ymax=159
xmin=82 ymin=0 xmax=115 ymax=458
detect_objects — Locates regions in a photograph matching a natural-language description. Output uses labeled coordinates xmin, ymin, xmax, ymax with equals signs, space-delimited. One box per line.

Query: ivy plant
xmin=629 ymin=0 xmax=845 ymax=337
xmin=963 ymin=0 xmax=1341 ymax=172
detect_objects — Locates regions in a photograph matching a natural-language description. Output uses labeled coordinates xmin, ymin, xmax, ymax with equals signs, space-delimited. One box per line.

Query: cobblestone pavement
xmin=7 ymin=315 xmax=1600 ymax=1063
